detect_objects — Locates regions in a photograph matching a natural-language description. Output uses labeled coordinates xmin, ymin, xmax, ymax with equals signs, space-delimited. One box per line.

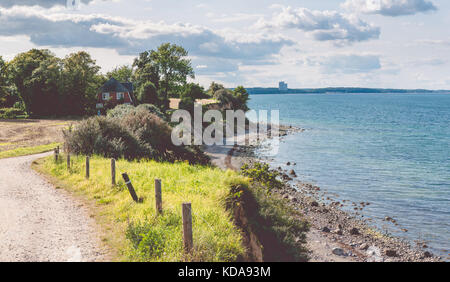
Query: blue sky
xmin=0 ymin=0 xmax=449 ymax=89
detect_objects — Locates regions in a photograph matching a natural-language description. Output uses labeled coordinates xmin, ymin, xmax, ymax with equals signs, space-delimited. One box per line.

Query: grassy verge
xmin=34 ymin=155 xmax=247 ymax=262
xmin=0 ymin=142 xmax=61 ymax=159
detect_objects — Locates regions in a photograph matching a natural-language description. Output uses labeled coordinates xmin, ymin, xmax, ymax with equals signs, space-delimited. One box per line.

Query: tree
xmin=137 ymin=81 xmax=159 ymax=105
xmin=213 ymin=88 xmax=237 ymax=110
xmin=8 ymin=49 xmax=55 ymax=114
xmin=207 ymin=82 xmax=225 ymax=96
xmin=133 ymin=43 xmax=194 ymax=110
xmin=60 ymin=51 xmax=103 ymax=115
xmin=23 ymin=56 xmax=62 ymax=116
xmin=132 ymin=51 xmax=160 ymax=90
xmin=107 ymin=65 xmax=133 ymax=82
xmin=233 ymin=86 xmax=250 ymax=111
xmin=0 ymin=56 xmax=8 ymax=106
xmin=181 ymin=83 xmax=207 ymax=100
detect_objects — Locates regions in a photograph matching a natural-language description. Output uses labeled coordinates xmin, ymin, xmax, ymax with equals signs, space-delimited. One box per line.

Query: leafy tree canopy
xmin=60 ymin=51 xmax=103 ymax=115
xmin=207 ymin=81 xmax=225 ymax=95
xmin=107 ymin=65 xmax=133 ymax=83
xmin=8 ymin=49 xmax=56 ymax=114
xmin=137 ymin=81 xmax=159 ymax=105
xmin=181 ymin=83 xmax=207 ymax=100
xmin=133 ymin=43 xmax=194 ymax=110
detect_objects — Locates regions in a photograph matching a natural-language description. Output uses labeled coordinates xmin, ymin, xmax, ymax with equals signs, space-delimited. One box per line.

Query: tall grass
xmin=37 ymin=155 xmax=247 ymax=262
xmin=0 ymin=142 xmax=61 ymax=159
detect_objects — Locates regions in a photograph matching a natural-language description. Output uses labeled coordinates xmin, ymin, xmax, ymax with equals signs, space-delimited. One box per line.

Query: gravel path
xmin=0 ymin=152 xmax=107 ymax=262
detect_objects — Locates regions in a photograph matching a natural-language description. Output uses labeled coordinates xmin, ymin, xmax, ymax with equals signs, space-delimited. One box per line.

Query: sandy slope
xmin=0 ymin=152 xmax=107 ymax=262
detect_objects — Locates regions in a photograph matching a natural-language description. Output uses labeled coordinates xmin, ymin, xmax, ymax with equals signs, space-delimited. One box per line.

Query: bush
xmin=107 ymin=103 xmax=166 ymax=120
xmin=65 ymin=111 xmax=209 ymax=164
xmin=119 ymin=110 xmax=173 ymax=160
xmin=63 ymin=116 xmax=143 ymax=160
xmin=0 ymin=107 xmax=25 ymax=119
xmin=106 ymin=104 xmax=135 ymax=118
xmin=241 ymin=162 xmax=283 ymax=190
xmin=136 ymin=104 xmax=166 ymax=120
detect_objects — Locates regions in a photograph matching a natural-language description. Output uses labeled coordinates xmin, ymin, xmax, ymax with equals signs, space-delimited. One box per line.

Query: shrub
xmin=107 ymin=103 xmax=166 ymax=120
xmin=240 ymin=162 xmax=283 ymax=190
xmin=136 ymin=104 xmax=166 ymax=120
xmin=119 ymin=110 xmax=173 ymax=160
xmin=106 ymin=104 xmax=135 ymax=118
xmin=65 ymin=111 xmax=210 ymax=164
xmin=0 ymin=107 xmax=25 ymax=119
xmin=63 ymin=116 xmax=143 ymax=160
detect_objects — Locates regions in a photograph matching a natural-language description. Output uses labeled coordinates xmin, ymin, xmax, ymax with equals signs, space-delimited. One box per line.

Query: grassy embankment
xmin=0 ymin=142 xmax=61 ymax=159
xmin=35 ymin=154 xmax=248 ymax=262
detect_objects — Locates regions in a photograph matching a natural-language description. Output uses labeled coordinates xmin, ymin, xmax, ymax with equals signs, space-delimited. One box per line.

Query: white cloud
xmin=342 ymin=0 xmax=437 ymax=16
xmin=414 ymin=39 xmax=450 ymax=46
xmin=254 ymin=6 xmax=380 ymax=45
xmin=315 ymin=54 xmax=382 ymax=74
xmin=0 ymin=5 xmax=292 ymax=64
xmin=0 ymin=0 xmax=94 ymax=8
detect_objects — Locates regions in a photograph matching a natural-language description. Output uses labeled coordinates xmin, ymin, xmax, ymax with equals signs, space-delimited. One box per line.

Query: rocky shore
xmin=230 ymin=125 xmax=441 ymax=262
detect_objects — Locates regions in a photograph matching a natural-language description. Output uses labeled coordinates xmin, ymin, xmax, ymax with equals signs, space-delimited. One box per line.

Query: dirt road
xmin=0 ymin=152 xmax=107 ymax=262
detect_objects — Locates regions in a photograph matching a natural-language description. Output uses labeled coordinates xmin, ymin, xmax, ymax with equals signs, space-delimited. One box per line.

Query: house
xmin=96 ymin=78 xmax=136 ymax=110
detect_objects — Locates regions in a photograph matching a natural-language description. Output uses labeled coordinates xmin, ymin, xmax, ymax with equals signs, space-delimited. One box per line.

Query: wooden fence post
xmin=111 ymin=159 xmax=116 ymax=186
xmin=122 ymin=173 xmax=139 ymax=202
xmin=67 ymin=154 xmax=70 ymax=170
xmin=155 ymin=179 xmax=162 ymax=214
xmin=182 ymin=202 xmax=193 ymax=254
xmin=54 ymin=148 xmax=58 ymax=162
xmin=85 ymin=156 xmax=90 ymax=179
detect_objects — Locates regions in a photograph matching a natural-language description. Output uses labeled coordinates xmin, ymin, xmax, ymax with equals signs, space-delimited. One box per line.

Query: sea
xmin=248 ymin=92 xmax=450 ymax=259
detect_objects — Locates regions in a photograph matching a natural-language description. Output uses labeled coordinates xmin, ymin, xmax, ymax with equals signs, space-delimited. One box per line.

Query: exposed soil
xmin=0 ymin=119 xmax=75 ymax=152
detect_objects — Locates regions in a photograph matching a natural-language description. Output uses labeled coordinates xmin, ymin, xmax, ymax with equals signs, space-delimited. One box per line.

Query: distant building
xmin=96 ymin=78 xmax=136 ymax=110
xmin=279 ymin=81 xmax=288 ymax=91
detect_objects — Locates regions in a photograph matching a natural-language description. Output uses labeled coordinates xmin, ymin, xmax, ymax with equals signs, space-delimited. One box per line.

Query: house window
xmin=117 ymin=92 xmax=124 ymax=100
xmin=102 ymin=92 xmax=110 ymax=100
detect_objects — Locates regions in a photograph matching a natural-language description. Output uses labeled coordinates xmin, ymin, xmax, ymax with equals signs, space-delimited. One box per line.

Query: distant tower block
xmin=279 ymin=81 xmax=288 ymax=92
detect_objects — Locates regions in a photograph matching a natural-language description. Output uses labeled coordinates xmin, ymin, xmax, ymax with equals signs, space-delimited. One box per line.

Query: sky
xmin=0 ymin=0 xmax=449 ymax=89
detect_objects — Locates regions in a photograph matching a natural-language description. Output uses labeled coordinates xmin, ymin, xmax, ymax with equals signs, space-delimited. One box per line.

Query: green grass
xmin=35 ymin=155 xmax=248 ymax=262
xmin=0 ymin=142 xmax=61 ymax=159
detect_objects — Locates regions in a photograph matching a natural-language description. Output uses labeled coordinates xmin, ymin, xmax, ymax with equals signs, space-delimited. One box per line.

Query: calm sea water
xmin=248 ymin=93 xmax=450 ymax=259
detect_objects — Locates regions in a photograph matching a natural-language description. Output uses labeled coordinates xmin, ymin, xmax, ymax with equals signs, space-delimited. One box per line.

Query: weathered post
xmin=122 ymin=173 xmax=139 ymax=202
xmin=85 ymin=156 xmax=90 ymax=179
xmin=67 ymin=154 xmax=70 ymax=170
xmin=54 ymin=148 xmax=58 ymax=162
xmin=111 ymin=158 xmax=116 ymax=186
xmin=182 ymin=202 xmax=193 ymax=254
xmin=155 ymin=179 xmax=162 ymax=214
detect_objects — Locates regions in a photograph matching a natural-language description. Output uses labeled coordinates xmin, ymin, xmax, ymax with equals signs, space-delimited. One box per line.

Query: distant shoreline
xmin=243 ymin=87 xmax=450 ymax=95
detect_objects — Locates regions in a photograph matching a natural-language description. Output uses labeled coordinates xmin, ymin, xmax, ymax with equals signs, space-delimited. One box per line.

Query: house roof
xmin=121 ymin=82 xmax=134 ymax=94
xmin=99 ymin=78 xmax=130 ymax=93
